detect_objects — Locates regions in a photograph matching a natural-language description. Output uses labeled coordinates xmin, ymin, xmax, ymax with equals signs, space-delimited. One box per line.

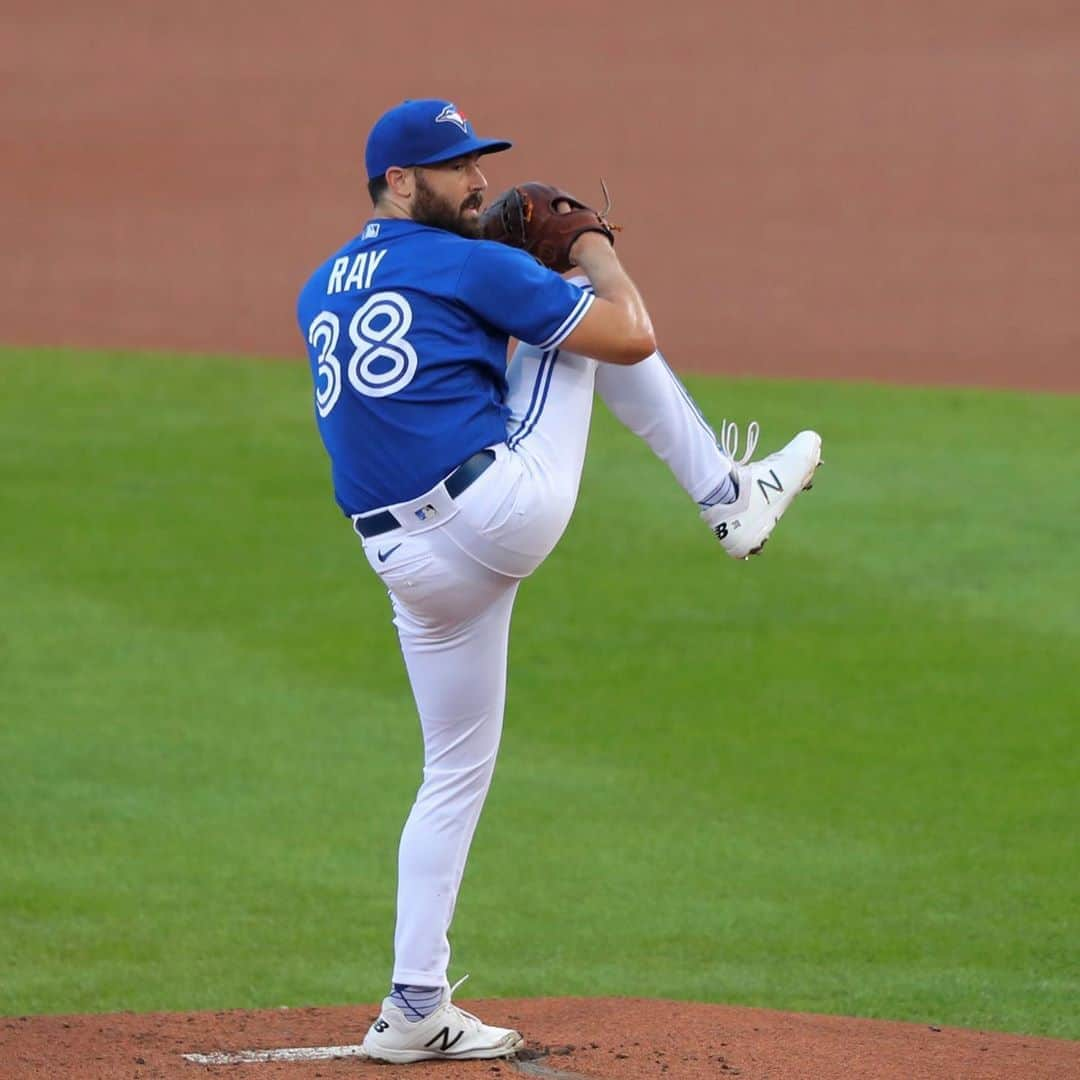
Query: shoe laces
xmin=720 ymin=419 xmax=759 ymax=466
xmin=445 ymin=974 xmax=485 ymax=1029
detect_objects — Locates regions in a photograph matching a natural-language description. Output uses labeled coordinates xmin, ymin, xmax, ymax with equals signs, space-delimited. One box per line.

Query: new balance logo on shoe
xmin=424 ymin=1027 xmax=464 ymax=1053
xmin=362 ymin=979 xmax=524 ymax=1064
xmin=700 ymin=429 xmax=821 ymax=559
xmin=757 ymin=469 xmax=783 ymax=502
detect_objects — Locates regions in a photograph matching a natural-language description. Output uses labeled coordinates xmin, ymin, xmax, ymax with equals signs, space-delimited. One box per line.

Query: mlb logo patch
xmin=414 ymin=504 xmax=438 ymax=522
xmin=363 ymin=222 xmax=381 ymax=240
xmin=435 ymin=104 xmax=469 ymax=133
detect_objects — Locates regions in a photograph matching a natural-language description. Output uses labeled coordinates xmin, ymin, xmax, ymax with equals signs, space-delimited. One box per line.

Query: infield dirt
xmin=2 ymin=2 xmax=1077 ymax=1078
xmin=4 ymin=998 xmax=1078 ymax=1079
xmin=4 ymin=1 xmax=1079 ymax=391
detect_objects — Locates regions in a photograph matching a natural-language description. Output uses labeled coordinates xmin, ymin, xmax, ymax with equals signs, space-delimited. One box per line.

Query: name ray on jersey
xmin=328 ymin=249 xmax=387 ymax=294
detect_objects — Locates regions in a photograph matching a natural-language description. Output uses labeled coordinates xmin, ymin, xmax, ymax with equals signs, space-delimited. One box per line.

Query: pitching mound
xmin=3 ymin=998 xmax=1076 ymax=1079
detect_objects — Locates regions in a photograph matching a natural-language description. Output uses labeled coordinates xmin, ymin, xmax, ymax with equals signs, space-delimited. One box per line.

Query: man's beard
xmin=413 ymin=174 xmax=484 ymax=238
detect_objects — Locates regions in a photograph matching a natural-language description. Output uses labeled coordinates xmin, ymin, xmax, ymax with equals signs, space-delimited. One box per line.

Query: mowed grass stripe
xmin=0 ymin=347 xmax=1076 ymax=1037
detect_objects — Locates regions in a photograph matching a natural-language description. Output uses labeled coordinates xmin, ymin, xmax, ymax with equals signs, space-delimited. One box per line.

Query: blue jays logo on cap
xmin=365 ymin=98 xmax=513 ymax=181
xmin=435 ymin=104 xmax=470 ymax=133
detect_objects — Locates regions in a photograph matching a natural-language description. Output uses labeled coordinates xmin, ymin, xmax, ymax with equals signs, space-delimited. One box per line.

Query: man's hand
xmin=569 ymin=228 xmax=617 ymax=268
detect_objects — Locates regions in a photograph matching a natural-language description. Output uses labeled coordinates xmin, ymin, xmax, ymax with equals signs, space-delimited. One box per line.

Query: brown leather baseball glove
xmin=481 ymin=181 xmax=619 ymax=273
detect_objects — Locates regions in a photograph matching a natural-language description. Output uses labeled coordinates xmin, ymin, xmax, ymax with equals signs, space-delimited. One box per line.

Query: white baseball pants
xmin=357 ymin=341 xmax=731 ymax=988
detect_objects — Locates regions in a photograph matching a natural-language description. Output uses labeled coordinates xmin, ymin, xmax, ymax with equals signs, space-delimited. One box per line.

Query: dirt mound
xmin=2 ymin=997 xmax=1075 ymax=1079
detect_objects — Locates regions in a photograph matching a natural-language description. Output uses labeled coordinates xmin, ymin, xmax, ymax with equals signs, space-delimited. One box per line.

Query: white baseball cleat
xmin=701 ymin=422 xmax=822 ymax=560
xmin=360 ymin=976 xmax=524 ymax=1064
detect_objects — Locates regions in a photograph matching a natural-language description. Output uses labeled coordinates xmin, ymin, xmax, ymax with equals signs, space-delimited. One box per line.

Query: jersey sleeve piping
xmin=533 ymin=289 xmax=595 ymax=350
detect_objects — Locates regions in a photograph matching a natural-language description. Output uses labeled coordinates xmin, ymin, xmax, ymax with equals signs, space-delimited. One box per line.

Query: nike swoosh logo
xmin=377 ymin=543 xmax=402 ymax=563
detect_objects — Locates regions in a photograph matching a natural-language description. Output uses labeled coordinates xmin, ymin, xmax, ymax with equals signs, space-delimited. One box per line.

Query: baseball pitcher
xmin=296 ymin=98 xmax=821 ymax=1064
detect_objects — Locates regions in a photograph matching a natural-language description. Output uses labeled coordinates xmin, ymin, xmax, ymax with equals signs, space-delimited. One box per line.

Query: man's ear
xmin=386 ymin=166 xmax=413 ymax=199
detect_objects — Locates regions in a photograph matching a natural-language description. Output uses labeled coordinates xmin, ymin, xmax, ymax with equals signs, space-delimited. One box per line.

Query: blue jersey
xmin=297 ymin=219 xmax=594 ymax=515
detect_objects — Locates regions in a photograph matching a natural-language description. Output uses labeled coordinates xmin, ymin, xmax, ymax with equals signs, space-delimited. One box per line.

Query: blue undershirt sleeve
xmin=455 ymin=242 xmax=594 ymax=349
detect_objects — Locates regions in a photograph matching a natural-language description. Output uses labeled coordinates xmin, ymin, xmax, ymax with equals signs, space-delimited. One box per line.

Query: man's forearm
xmin=572 ymin=234 xmax=655 ymax=357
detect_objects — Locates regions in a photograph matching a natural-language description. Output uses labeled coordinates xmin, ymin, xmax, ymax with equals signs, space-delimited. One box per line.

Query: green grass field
xmin=1 ymin=347 xmax=1076 ymax=1038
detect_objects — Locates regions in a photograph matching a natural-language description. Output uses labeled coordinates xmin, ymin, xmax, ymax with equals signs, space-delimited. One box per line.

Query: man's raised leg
xmin=594 ymin=349 xmax=822 ymax=558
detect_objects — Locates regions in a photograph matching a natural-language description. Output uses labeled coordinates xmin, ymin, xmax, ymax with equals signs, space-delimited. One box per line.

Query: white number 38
xmin=307 ymin=292 xmax=419 ymax=417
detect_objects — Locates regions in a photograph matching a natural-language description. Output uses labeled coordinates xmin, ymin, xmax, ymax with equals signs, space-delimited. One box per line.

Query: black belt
xmin=352 ymin=449 xmax=496 ymax=539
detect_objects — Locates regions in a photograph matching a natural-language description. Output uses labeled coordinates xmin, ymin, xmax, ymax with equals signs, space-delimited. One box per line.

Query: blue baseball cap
xmin=365 ymin=99 xmax=512 ymax=181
